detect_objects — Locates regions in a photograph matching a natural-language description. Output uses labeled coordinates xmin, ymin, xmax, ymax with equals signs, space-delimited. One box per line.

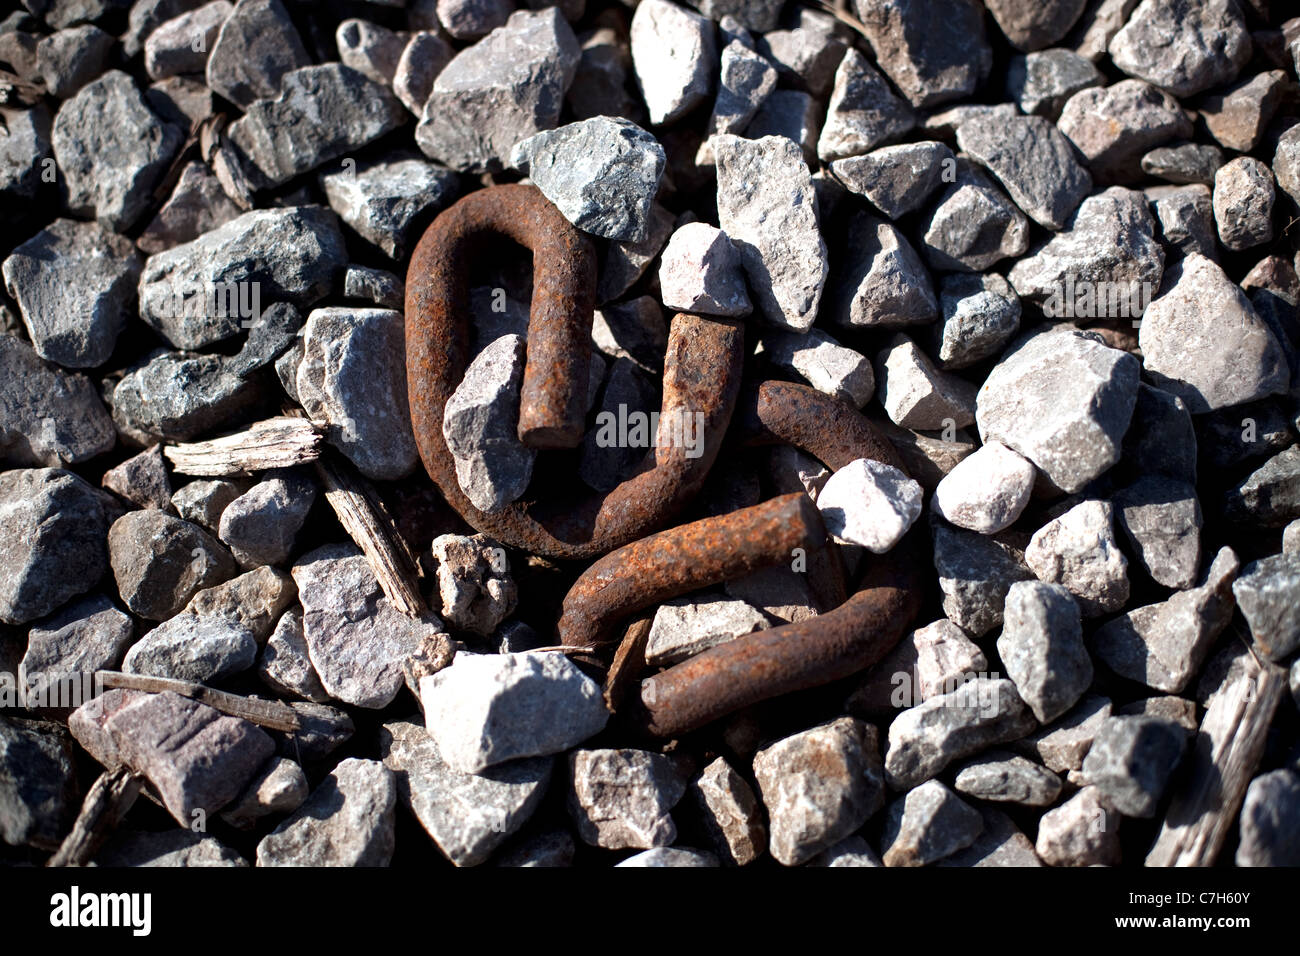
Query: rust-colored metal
xmin=405 ymin=184 xmax=746 ymax=560
xmin=558 ymin=493 xmax=826 ymax=649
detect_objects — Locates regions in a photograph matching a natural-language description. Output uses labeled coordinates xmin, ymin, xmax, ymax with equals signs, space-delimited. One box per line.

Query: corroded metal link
xmin=406 ymin=184 xmax=746 ymax=560
xmin=557 ymin=493 xmax=826 ymax=649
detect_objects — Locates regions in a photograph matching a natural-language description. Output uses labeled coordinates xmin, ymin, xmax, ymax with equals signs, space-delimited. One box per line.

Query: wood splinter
xmin=163 ymin=417 xmax=323 ymax=476
xmin=96 ymin=671 xmax=301 ymax=732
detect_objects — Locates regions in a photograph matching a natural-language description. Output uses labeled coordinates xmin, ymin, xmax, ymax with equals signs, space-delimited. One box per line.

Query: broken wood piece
xmin=602 ymin=615 xmax=653 ymax=714
xmin=163 ymin=417 xmax=322 ymax=476
xmin=95 ymin=671 xmax=301 ymax=732
xmin=47 ymin=767 xmax=143 ymax=868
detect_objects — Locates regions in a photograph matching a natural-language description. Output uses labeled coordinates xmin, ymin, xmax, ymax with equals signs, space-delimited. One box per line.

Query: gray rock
xmin=380 ymin=719 xmax=550 ymax=867
xmin=761 ymin=329 xmax=872 ymax=407
xmin=0 ymin=469 xmax=109 ymax=626
xmin=1139 ymin=253 xmax=1288 ymax=414
xmin=754 ymin=717 xmax=885 ymax=866
xmin=998 ymin=581 xmax=1091 ymax=723
xmin=257 ymin=609 xmax=329 ymax=702
xmin=1276 ymin=125 xmax=1300 ymax=211
xmin=229 ymin=64 xmax=406 ymax=190
xmin=919 ymin=159 xmax=1030 ymax=273
xmin=204 ymin=0 xmax=309 ymax=107
xmin=1091 ymin=546 xmax=1239 ymax=693
xmin=1115 ymin=695 xmax=1197 ymax=735
xmin=511 ymin=117 xmax=664 ymax=242
xmin=145 ymin=75 xmax=215 ymax=128
xmin=598 ymin=203 xmax=675 ymax=304
xmin=685 ymin=0 xmax=782 ymax=31
xmin=1081 ymin=715 xmax=1185 ymax=817
xmin=0 ymin=105 xmax=51 ymax=201
xmin=111 ymin=351 xmax=261 ymax=442
xmin=1213 ymin=157 xmax=1275 ymax=252
xmin=1065 ymin=0 xmax=1138 ymax=62
xmin=218 ymin=756 xmax=307 ymax=830
xmin=257 ymin=758 xmax=396 ymax=867
xmin=932 ymin=521 xmax=1034 ymax=636
xmin=1148 ymin=183 xmax=1217 ymax=259
xmin=1140 ymin=142 xmax=1225 ymax=185
xmin=933 ymin=441 xmax=1035 ymax=535
xmin=297 ymin=307 xmax=419 ymax=481
xmin=805 ymin=835 xmax=883 ymax=867
xmin=343 ymin=265 xmax=404 ymax=310
xmin=876 ymin=334 xmax=976 ymax=431
xmin=852 ymin=0 xmax=991 ymax=108
xmin=493 ymin=829 xmax=575 ymax=867
xmin=958 ymin=113 xmax=1091 ymax=230
xmin=847 ymin=618 xmax=989 ymax=714
xmin=51 ymin=70 xmax=182 ymax=232
xmin=690 ymin=755 xmax=766 ymax=866
xmin=881 ymin=780 xmax=983 ymax=867
xmin=138 ymin=206 xmax=346 ymax=351
xmin=645 ymin=593 xmax=768 ymax=667
xmin=335 ymin=18 xmax=406 ymax=84
xmin=1013 ymin=693 xmax=1112 ymax=772
xmin=1035 ymin=786 xmax=1120 ymax=865
xmin=436 ymin=0 xmax=511 ymax=40
xmin=1236 ymin=769 xmax=1300 ymax=867
xmin=590 ymin=296 xmax=667 ymax=372
xmin=292 ymin=543 xmax=444 ymax=709
xmin=829 ymin=141 xmax=952 ymax=221
xmin=1284 ymin=519 xmax=1300 ymax=555
xmin=953 ymin=751 xmax=1063 ymax=806
xmin=706 ymin=39 xmax=776 ymax=138
xmin=416 ymin=9 xmax=579 ymax=173
xmin=817 ymin=49 xmax=915 ymax=163
xmin=3 ymin=219 xmax=140 ymax=369
xmin=1121 ymin=384 xmax=1197 ymax=484
xmin=932 ymin=273 xmax=1021 ymax=370
xmin=37 ymin=24 xmax=114 ymax=97
xmin=1109 ymin=0 xmax=1250 ymax=99
xmin=568 ymin=748 xmax=686 ymax=850
xmin=420 ymin=651 xmax=608 ymax=773
xmin=566 ymin=26 xmax=639 ymax=123
xmin=630 ymin=0 xmax=715 ymax=126
xmin=429 ymin=533 xmax=516 ymax=635
xmin=1057 ymin=79 xmax=1191 ymax=184
xmin=217 ymin=473 xmax=316 ymax=568
xmin=0 ymin=716 xmax=77 ymax=850
xmin=144 ymin=1 xmax=229 ymax=80
xmin=713 ymin=133 xmax=826 ymax=333
xmin=1008 ymin=187 xmax=1163 ymax=317
xmin=20 ymin=595 xmax=134 ymax=692
xmin=183 ymin=565 xmax=295 ymax=642
xmin=884 ymin=678 xmax=1038 ymax=790
xmin=108 ymin=510 xmax=236 ymax=622
xmin=829 ymin=212 xmax=937 ymax=329
xmin=321 ymin=154 xmax=459 ymax=259
xmin=1224 ymin=444 xmax=1300 ymax=528
xmin=1114 ymin=476 xmax=1201 ymax=589
xmin=936 ymin=806 xmax=1043 ymax=867
xmin=1005 ymin=48 xmax=1102 ymax=117
xmin=616 ymin=847 xmax=719 ymax=867
xmin=985 ymin=0 xmax=1085 ymax=50
xmin=1232 ymin=552 xmax=1300 ymax=663
xmin=1202 ymin=70 xmax=1286 ymax=154
xmin=393 ymin=30 xmax=454 ymax=115
xmin=1025 ymin=500 xmax=1129 ymax=618
xmin=755 ymin=8 xmax=846 ymax=97
xmin=817 ymin=457 xmax=923 ymax=553
xmin=70 ymin=689 xmax=272 ymax=826
xmin=138 ymin=161 xmax=241 ymax=257
xmin=657 ymin=223 xmax=751 ymax=317
xmin=91 ymin=828 xmax=246 ymax=866
xmin=121 ymin=614 xmax=256 ymax=683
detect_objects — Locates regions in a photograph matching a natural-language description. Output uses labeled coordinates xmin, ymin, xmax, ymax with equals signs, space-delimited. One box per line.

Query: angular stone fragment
xmin=297 ymin=307 xmax=419 ymax=481
xmin=0 ymin=336 xmax=113 ymax=467
xmin=321 ymin=154 xmax=459 ymax=259
xmin=1082 ymin=715 xmax=1186 ymax=818
xmin=183 ymin=565 xmax=295 ymax=642
xmin=219 ymin=756 xmax=307 ymax=830
xmin=645 ymin=594 xmax=768 ymax=667
xmin=1005 ymin=48 xmax=1102 ymax=117
xmin=881 ymin=780 xmax=983 ymax=867
xmin=416 ymin=9 xmax=579 ymax=172
xmin=755 ymin=8 xmax=846 ymax=97
xmin=429 ymin=533 xmax=516 ymax=635
xmin=954 ymin=751 xmax=1062 ymax=806
xmin=217 ymin=473 xmax=316 ymax=569
xmin=658 ymin=223 xmax=751 ymax=317
xmin=336 ymin=18 xmax=406 ymax=84
xmin=830 ymin=212 xmax=937 ymax=328
xmin=616 ymin=847 xmax=719 ymax=867
xmin=0 ymin=716 xmax=77 ymax=850
xmin=70 ymin=689 xmax=273 ymax=826
xmin=830 ymin=141 xmax=951 ymax=221
xmin=393 ymin=30 xmax=453 ymax=115
xmin=1120 ymin=384 xmax=1197 ymax=484
xmin=91 ymin=829 xmax=247 ymax=867
xmin=690 ymin=756 xmax=766 ymax=866
xmin=277 ymin=701 xmax=353 ymax=761
xmin=257 ymin=609 xmax=329 ymax=702
xmin=420 ymin=652 xmax=608 ymax=772
xmin=1057 ymin=80 xmax=1191 ymax=184
xmin=205 ymin=0 xmax=309 ymax=107
xmin=292 ymin=543 xmax=444 ymax=709
xmin=568 ymin=748 xmax=686 ymax=850
xmin=876 ymin=335 xmax=976 ymax=431
xmin=1224 ymin=444 xmax=1300 ymax=528
xmin=145 ymin=75 xmax=214 ymax=128
xmin=754 ymin=717 xmax=885 ymax=866
xmin=998 ymin=581 xmax=1091 ymax=723
xmin=145 ymin=1 xmax=229 ymax=80
xmin=0 ymin=105 xmax=51 ymax=201
xmin=1232 ymin=552 xmax=1300 ymax=663
xmin=706 ymin=39 xmax=776 ymax=138
xmin=1026 ymin=500 xmax=1129 ymax=618
xmin=111 ymin=351 xmax=259 ymax=443
xmin=1091 ymin=546 xmax=1239 ymax=693
xmin=713 ymin=134 xmax=826 ymax=332
xmin=805 ymin=836 xmax=883 ymax=867
xmin=579 ymin=357 xmax=657 ymax=492
xmin=380 ymin=719 xmax=550 ymax=867
xmin=932 ymin=522 xmax=1034 ymax=636
xmin=1139 ymin=253 xmax=1287 ymax=414
xmin=630 ymin=0 xmax=715 ymax=126
xmin=919 ymin=160 xmax=1030 ymax=273
xmin=761 ymin=329 xmax=872 ymax=407
xmin=848 ymin=618 xmax=988 ymax=715
xmin=1035 ymin=786 xmax=1120 ymax=866
xmin=37 ymin=24 xmax=113 ymax=98
xmin=1014 ymin=693 xmax=1111 ymax=772
xmin=122 ymin=614 xmax=256 ymax=683
xmin=932 ymin=273 xmax=1020 ymax=370
xmin=1140 ymin=143 xmax=1224 ymax=185
xmin=817 ymin=49 xmax=914 ymax=163
xmin=1114 ymin=476 xmax=1201 ymax=589
xmin=936 ymin=806 xmax=1043 ymax=867
xmin=852 ymin=0 xmax=991 ymax=108
xmin=494 ymin=829 xmax=575 ymax=867
xmin=51 ymin=70 xmax=182 ymax=232
xmin=108 ymin=511 xmax=235 ymax=622
xmin=1275 ymin=125 xmax=1300 ymax=211
xmin=1236 ymin=769 xmax=1300 ymax=867
xmin=257 ymin=758 xmax=396 ymax=867
xmin=985 ymin=0 xmax=1085 ymax=51
xmin=1147 ymin=184 xmax=1216 ymax=259
xmin=1108 ymin=0 xmax=1250 ymax=99
xmin=817 ymin=457 xmax=922 ymax=553
xmin=933 ymin=441 xmax=1034 ymax=535
xmin=20 ymin=595 xmax=134 ymax=692
xmin=1201 ymin=70 xmax=1286 ymax=154
xmin=1213 ymin=157 xmax=1275 ymax=252
xmin=884 ymin=678 xmax=1038 ymax=790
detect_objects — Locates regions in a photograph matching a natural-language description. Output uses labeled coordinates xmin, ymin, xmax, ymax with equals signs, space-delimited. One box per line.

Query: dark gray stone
xmin=1232 ymin=552 xmax=1300 ymax=663
xmin=204 ymin=0 xmax=309 ymax=107
xmin=1080 ymin=715 xmax=1186 ymax=817
xmin=880 ymin=780 xmax=983 ymax=867
xmin=321 ymin=154 xmax=459 ymax=260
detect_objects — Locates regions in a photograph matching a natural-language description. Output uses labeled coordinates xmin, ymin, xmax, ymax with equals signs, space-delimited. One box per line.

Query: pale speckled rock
xmin=218 ymin=756 xmax=307 ymax=830
xmin=297 ymin=307 xmax=419 ymax=481
xmin=686 ymin=0 xmax=783 ymax=32
xmin=51 ymin=70 xmax=182 ymax=232
xmin=256 ymin=758 xmax=396 ymax=867
xmin=1213 ymin=157 xmax=1275 ymax=252
xmin=205 ymin=0 xmax=309 ymax=107
xmin=658 ymin=223 xmax=751 ymax=317
xmin=293 ymin=543 xmax=444 ymax=709
xmin=442 ymin=333 xmax=536 ymax=511
xmin=511 ymin=117 xmax=665 ymax=242
xmin=257 ymin=609 xmax=330 ymax=702
xmin=954 ymin=750 xmax=1062 ymax=806
xmin=321 ymin=154 xmax=459 ymax=259
xmin=761 ymin=329 xmax=873 ymax=407
xmin=1005 ymin=48 xmax=1102 ymax=117
xmin=690 ymin=755 xmax=766 ymax=866
xmin=218 ymin=474 xmax=316 ymax=569
xmin=436 ymin=0 xmax=511 ymax=40
xmin=881 ymin=780 xmax=983 ymax=867
xmin=108 ymin=510 xmax=236 ymax=622
xmin=847 ymin=618 xmax=989 ymax=715
xmin=429 ymin=533 xmax=516 ymax=635
xmin=380 ymin=719 xmax=550 ymax=867
xmin=829 ymin=212 xmax=937 ymax=328
xmin=1139 ymin=254 xmax=1288 ymax=414
xmin=1284 ymin=519 xmax=1300 ymax=555
xmin=336 ymin=18 xmax=406 ymax=85
xmin=817 ymin=457 xmax=922 ymax=553
xmin=568 ymin=748 xmax=686 ymax=850
xmin=976 ymin=330 xmax=1139 ymax=494
xmin=876 ymin=335 xmax=976 ymax=431
xmin=1080 ymin=715 xmax=1185 ymax=817
xmin=416 ymin=9 xmax=579 ymax=173
xmin=630 ymin=0 xmax=716 ymax=126
xmin=743 ymin=91 xmax=820 ymax=166
xmin=102 ymin=447 xmax=172 ymax=515
xmin=1035 ymin=786 xmax=1120 ymax=866
xmin=1232 ymin=552 xmax=1300 ymax=663
xmin=1275 ymin=126 xmax=1300 ymax=211
xmin=421 ymin=652 xmax=608 ymax=772
xmin=852 ymin=0 xmax=991 ymax=108
xmin=1026 ymin=500 xmax=1129 ymax=618
xmin=998 ymin=581 xmax=1091 ymax=723
xmin=817 ymin=49 xmax=915 ymax=163
xmin=1013 ymin=693 xmax=1111 ymax=772
xmin=122 ymin=614 xmax=256 ymax=683
xmin=1057 ymin=80 xmax=1191 ymax=184
xmin=1108 ymin=0 xmax=1250 ymax=99
xmin=1236 ymin=769 xmax=1300 ymax=867
xmin=932 ymin=521 xmax=1034 ymax=636
xmin=933 ymin=273 xmax=1021 ymax=370
xmin=933 ymin=441 xmax=1035 ymax=535
xmin=1091 ymin=546 xmax=1239 ymax=693
xmin=1114 ymin=476 xmax=1201 ymax=589
xmin=69 ymin=689 xmax=273 ymax=826
xmin=615 ymin=847 xmax=719 ymax=867
xmin=714 ymin=134 xmax=826 ymax=333
xmin=884 ymin=678 xmax=1038 ymax=790
xmin=829 ymin=141 xmax=952 ymax=221
xmin=343 ymin=265 xmax=404 ymax=310
xmin=183 ymin=565 xmax=295 ymax=643
xmin=754 ymin=717 xmax=885 ymax=866
xmin=0 ymin=717 xmax=77 ymax=850
xmin=646 ymin=593 xmax=768 ymax=667
xmin=919 ymin=159 xmax=1030 ymax=273
xmin=20 ymin=595 xmax=133 ymax=692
